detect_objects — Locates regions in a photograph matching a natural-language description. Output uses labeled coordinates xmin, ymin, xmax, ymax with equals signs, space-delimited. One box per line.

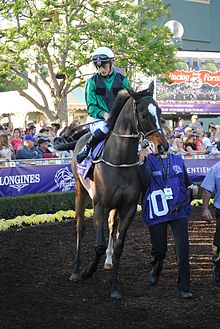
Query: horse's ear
xmin=148 ymin=81 xmax=154 ymax=95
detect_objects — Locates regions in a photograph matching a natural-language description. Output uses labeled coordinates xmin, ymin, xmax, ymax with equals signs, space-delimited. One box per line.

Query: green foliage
xmin=0 ymin=191 xmax=92 ymax=220
xmin=202 ymin=62 xmax=217 ymax=72
xmin=0 ymin=75 xmax=28 ymax=92
xmin=176 ymin=61 xmax=189 ymax=71
xmin=0 ymin=0 xmax=177 ymax=122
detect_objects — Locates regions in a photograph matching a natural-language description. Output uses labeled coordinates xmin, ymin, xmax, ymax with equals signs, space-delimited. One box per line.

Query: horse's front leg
xmin=81 ymin=202 xmax=107 ymax=280
xmin=70 ymin=177 xmax=88 ymax=282
xmin=104 ymin=209 xmax=117 ymax=270
xmin=111 ymin=205 xmax=137 ymax=299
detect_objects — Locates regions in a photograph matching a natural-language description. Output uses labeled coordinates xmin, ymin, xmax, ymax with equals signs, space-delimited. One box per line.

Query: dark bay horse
xmin=55 ymin=83 xmax=169 ymax=298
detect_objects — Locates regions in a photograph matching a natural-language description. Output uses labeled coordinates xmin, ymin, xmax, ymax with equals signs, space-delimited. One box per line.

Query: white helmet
xmin=92 ymin=46 xmax=114 ymax=66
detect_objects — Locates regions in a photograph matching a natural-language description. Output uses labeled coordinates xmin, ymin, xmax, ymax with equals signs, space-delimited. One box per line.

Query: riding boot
xmin=76 ymin=129 xmax=106 ymax=163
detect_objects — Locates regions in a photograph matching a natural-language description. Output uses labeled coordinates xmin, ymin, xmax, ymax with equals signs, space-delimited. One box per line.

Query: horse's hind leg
xmin=70 ymin=176 xmax=88 ymax=282
xmin=104 ymin=209 xmax=117 ymax=270
xmin=81 ymin=202 xmax=107 ymax=280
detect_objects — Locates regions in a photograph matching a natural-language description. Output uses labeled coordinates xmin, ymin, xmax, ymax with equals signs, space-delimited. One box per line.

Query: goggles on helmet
xmin=93 ymin=54 xmax=112 ymax=67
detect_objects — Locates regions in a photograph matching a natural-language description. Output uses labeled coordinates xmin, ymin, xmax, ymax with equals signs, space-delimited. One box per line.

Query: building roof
xmin=67 ymin=86 xmax=86 ymax=109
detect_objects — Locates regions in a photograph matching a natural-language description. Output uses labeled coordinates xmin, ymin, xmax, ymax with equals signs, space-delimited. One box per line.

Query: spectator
xmin=58 ymin=120 xmax=69 ymax=137
xmin=208 ymin=123 xmax=216 ymax=131
xmin=51 ymin=123 xmax=61 ymax=137
xmin=209 ymin=126 xmax=217 ymax=144
xmin=203 ymin=132 xmax=213 ymax=151
xmin=166 ymin=134 xmax=175 ymax=150
xmin=189 ymin=115 xmax=204 ymax=134
xmin=138 ymin=147 xmax=198 ymax=299
xmin=194 ymin=127 xmax=206 ymax=152
xmin=36 ymin=118 xmax=47 ymax=133
xmin=174 ymin=118 xmax=186 ymax=136
xmin=11 ymin=128 xmax=23 ymax=153
xmin=37 ymin=137 xmax=58 ymax=158
xmin=183 ymin=134 xmax=197 ymax=153
xmin=201 ymin=162 xmax=220 ymax=282
xmin=0 ymin=134 xmax=12 ymax=161
xmin=28 ymin=124 xmax=37 ymax=137
xmin=38 ymin=128 xmax=47 ymax=135
xmin=16 ymin=134 xmax=37 ymax=159
xmin=171 ymin=138 xmax=188 ymax=154
xmin=44 ymin=126 xmax=56 ymax=141
xmin=184 ymin=126 xmax=195 ymax=137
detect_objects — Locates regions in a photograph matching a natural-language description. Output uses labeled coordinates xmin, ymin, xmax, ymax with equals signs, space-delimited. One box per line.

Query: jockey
xmin=76 ymin=46 xmax=130 ymax=163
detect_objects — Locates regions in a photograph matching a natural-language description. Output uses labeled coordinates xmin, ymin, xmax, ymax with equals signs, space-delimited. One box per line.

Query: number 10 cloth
xmin=139 ymin=153 xmax=192 ymax=227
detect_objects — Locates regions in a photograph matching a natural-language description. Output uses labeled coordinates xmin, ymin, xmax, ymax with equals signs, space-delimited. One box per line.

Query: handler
xmin=138 ymin=147 xmax=198 ymax=299
xmin=76 ymin=46 xmax=130 ymax=163
xmin=201 ymin=161 xmax=220 ymax=282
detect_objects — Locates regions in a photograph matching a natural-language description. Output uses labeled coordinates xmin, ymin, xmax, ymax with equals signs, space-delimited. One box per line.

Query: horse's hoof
xmin=111 ymin=290 xmax=122 ymax=299
xmin=80 ymin=268 xmax=94 ymax=280
xmin=69 ymin=273 xmax=80 ymax=282
xmin=104 ymin=263 xmax=113 ymax=270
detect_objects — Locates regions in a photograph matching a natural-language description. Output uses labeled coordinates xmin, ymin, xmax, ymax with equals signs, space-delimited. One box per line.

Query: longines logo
xmin=54 ymin=167 xmax=75 ymax=192
xmin=0 ymin=174 xmax=40 ymax=192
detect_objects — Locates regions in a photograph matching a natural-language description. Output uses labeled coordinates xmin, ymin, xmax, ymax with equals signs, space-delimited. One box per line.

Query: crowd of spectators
xmin=164 ymin=115 xmax=220 ymax=156
xmin=0 ymin=119 xmax=71 ymax=161
xmin=1 ymin=115 xmax=220 ymax=162
xmin=157 ymin=83 xmax=220 ymax=103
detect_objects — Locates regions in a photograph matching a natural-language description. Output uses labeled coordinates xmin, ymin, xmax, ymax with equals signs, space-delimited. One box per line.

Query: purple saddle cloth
xmin=76 ymin=140 xmax=105 ymax=179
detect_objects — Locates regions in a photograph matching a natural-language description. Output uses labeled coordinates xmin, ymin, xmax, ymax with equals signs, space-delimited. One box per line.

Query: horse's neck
xmin=103 ymin=134 xmax=139 ymax=164
xmin=103 ymin=103 xmax=139 ymax=163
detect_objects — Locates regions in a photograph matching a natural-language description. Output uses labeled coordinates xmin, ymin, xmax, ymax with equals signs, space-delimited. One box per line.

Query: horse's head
xmin=129 ymin=82 xmax=169 ymax=155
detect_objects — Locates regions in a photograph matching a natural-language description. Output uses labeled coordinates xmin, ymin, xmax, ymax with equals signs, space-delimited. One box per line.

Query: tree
xmin=176 ymin=61 xmax=189 ymax=71
xmin=202 ymin=62 xmax=217 ymax=72
xmin=0 ymin=0 xmax=177 ymax=124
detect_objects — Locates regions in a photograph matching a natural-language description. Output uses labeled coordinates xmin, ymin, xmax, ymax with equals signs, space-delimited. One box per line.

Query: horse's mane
xmin=107 ymin=82 xmax=155 ymax=131
xmin=107 ymin=91 xmax=130 ymax=131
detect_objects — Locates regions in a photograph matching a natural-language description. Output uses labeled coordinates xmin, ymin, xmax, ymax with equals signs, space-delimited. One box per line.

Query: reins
xmin=111 ymin=132 xmax=139 ymax=138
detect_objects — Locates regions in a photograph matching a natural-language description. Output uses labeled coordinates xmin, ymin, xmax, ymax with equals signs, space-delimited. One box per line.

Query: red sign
xmin=168 ymin=70 xmax=220 ymax=87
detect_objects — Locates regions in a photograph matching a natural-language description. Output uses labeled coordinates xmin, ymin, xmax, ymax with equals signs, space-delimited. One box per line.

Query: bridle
xmin=111 ymin=98 xmax=162 ymax=146
xmin=93 ymin=97 xmax=163 ymax=168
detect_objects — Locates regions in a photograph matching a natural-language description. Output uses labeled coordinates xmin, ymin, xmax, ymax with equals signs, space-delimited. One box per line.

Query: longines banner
xmin=0 ymin=157 xmax=220 ymax=197
xmin=0 ymin=164 xmax=75 ymax=197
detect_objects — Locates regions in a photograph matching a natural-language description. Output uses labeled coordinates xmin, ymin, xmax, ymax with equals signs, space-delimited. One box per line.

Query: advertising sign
xmin=157 ymin=51 xmax=220 ymax=115
xmin=0 ymin=156 xmax=220 ymax=197
xmin=0 ymin=164 xmax=75 ymax=197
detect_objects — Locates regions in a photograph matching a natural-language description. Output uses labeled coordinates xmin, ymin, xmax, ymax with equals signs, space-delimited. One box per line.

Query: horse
xmin=54 ymin=82 xmax=169 ymax=299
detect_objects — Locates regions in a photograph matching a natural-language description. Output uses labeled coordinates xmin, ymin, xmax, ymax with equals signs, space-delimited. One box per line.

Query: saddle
xmin=76 ymin=140 xmax=106 ymax=179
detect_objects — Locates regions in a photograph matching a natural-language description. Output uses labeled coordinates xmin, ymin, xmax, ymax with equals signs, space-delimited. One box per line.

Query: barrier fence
xmin=0 ymin=154 xmax=220 ymax=197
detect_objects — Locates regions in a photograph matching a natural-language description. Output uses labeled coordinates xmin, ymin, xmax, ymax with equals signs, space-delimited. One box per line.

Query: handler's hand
xmin=138 ymin=148 xmax=151 ymax=165
xmin=202 ymin=208 xmax=213 ymax=222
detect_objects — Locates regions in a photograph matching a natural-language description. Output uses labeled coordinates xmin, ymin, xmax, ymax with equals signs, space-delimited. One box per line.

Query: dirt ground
xmin=0 ymin=206 xmax=220 ymax=329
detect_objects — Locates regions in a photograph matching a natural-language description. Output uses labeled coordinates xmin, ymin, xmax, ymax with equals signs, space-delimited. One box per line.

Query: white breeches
xmin=86 ymin=116 xmax=109 ymax=134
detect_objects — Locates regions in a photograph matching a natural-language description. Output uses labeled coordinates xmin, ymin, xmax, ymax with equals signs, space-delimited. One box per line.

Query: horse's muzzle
xmin=158 ymin=141 xmax=169 ymax=155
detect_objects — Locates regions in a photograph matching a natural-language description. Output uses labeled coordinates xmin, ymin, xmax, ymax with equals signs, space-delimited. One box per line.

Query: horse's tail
xmin=53 ymin=123 xmax=90 ymax=151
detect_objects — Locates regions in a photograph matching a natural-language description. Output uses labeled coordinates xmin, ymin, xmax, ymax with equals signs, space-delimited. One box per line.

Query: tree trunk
xmin=54 ymin=95 xmax=68 ymax=123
